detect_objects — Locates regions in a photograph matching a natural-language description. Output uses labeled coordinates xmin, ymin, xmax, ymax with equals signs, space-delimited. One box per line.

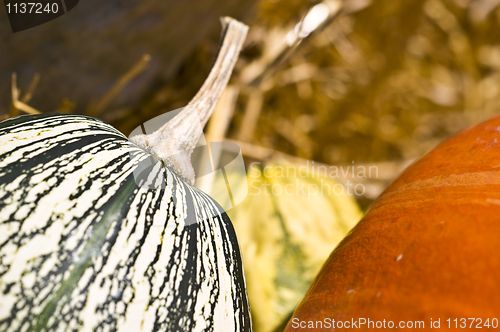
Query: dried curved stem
xmin=130 ymin=17 xmax=248 ymax=183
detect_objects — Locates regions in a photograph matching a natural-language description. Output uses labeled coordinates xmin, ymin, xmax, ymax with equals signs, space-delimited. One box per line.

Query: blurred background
xmin=3 ymin=0 xmax=500 ymax=207
xmin=2 ymin=0 xmax=500 ymax=330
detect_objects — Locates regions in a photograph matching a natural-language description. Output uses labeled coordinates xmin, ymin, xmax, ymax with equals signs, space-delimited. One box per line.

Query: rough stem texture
xmin=130 ymin=17 xmax=248 ymax=183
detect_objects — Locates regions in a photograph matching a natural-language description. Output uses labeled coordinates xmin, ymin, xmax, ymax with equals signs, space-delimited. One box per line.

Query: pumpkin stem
xmin=130 ymin=17 xmax=248 ymax=184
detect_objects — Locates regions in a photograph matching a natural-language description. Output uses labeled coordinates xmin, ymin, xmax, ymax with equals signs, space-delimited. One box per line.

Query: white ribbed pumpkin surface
xmin=0 ymin=114 xmax=251 ymax=332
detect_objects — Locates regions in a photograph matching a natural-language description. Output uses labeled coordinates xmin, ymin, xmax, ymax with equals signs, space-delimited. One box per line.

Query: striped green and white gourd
xmin=0 ymin=18 xmax=250 ymax=332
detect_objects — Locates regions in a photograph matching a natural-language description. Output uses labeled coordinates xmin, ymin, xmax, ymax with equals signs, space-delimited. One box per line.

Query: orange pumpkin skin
xmin=285 ymin=116 xmax=500 ymax=331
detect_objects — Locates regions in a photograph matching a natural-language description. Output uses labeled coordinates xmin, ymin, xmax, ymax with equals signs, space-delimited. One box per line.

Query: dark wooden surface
xmin=0 ymin=0 xmax=255 ymax=116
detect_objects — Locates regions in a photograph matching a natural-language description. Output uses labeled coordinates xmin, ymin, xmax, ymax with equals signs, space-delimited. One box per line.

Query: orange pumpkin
xmin=285 ymin=115 xmax=500 ymax=331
